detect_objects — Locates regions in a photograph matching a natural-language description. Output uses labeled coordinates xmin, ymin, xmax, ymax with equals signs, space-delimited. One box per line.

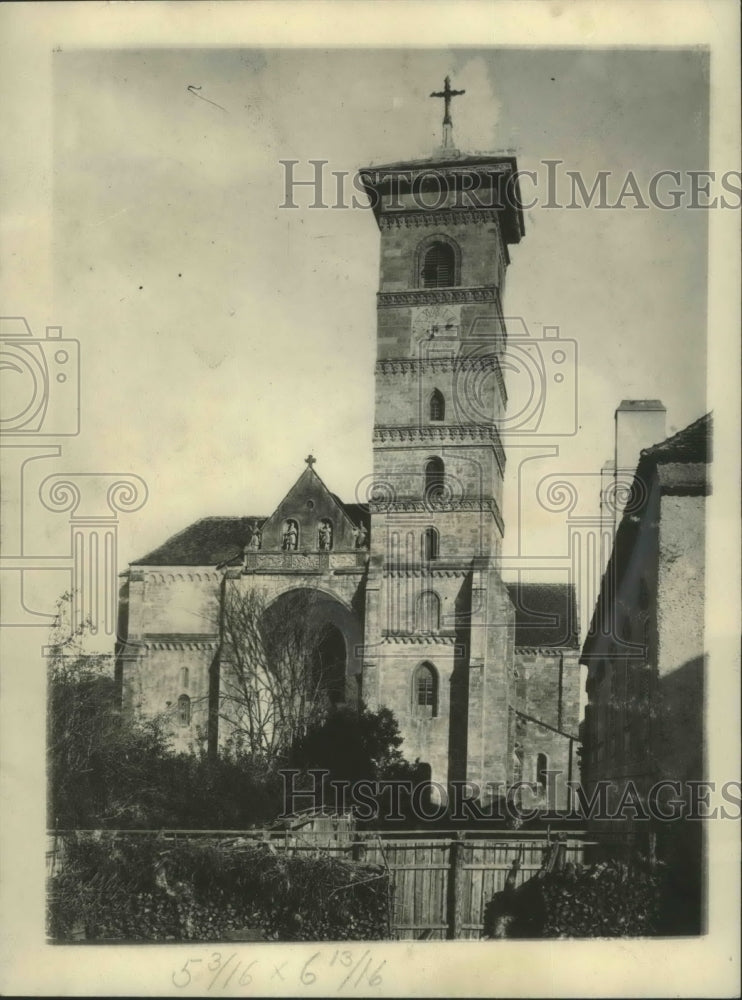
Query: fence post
xmin=446 ymin=832 xmax=466 ymax=940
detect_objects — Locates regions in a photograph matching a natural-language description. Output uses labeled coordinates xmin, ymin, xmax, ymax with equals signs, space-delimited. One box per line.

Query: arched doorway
xmin=313 ymin=624 xmax=347 ymax=705
xmin=261 ymin=587 xmax=362 ymax=712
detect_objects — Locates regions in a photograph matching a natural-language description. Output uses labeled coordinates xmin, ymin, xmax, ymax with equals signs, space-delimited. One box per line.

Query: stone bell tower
xmin=358 ymin=83 xmax=526 ymax=794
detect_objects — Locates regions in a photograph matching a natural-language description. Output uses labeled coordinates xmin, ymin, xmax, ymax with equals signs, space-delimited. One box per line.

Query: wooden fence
xmin=47 ymin=829 xmax=603 ymax=940
xmin=259 ymin=830 xmax=593 ymax=940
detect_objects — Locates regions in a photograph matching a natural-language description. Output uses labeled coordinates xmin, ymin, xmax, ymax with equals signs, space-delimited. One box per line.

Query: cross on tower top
xmin=430 ymin=75 xmax=466 ymax=149
xmin=304 ymin=454 xmax=317 ymax=468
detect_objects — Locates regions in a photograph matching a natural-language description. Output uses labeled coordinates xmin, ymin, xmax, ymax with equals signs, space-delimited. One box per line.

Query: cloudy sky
xmin=51 ymin=46 xmax=709 ymax=570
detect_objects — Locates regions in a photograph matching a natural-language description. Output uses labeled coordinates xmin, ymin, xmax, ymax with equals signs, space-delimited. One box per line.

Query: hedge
xmin=47 ymin=833 xmax=392 ymax=942
xmin=484 ymin=858 xmax=662 ymax=938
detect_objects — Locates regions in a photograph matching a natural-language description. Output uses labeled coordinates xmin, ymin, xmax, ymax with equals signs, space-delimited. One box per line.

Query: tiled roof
xmin=131 ymin=502 xmax=370 ymax=567
xmin=639 ymin=411 xmax=712 ymax=465
xmin=506 ymin=582 xmax=579 ymax=649
xmin=132 ymin=516 xmax=263 ymax=567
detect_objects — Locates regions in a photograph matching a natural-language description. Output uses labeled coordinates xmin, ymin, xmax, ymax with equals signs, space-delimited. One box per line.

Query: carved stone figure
xmin=282 ymin=520 xmax=298 ymax=551
xmin=318 ymin=520 xmax=333 ymax=551
xmin=354 ymin=523 xmax=368 ymax=549
xmin=248 ymin=525 xmax=262 ymax=550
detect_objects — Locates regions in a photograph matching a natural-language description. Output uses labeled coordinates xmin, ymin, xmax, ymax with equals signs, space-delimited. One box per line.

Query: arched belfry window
xmin=421 ymin=240 xmax=457 ymax=288
xmin=415 ymin=590 xmax=440 ymax=633
xmin=424 ymin=457 xmax=445 ymax=502
xmin=178 ymin=694 xmax=191 ymax=727
xmin=430 ymin=389 xmax=445 ymax=422
xmin=422 ymin=526 xmax=439 ymax=562
xmin=414 ymin=662 xmax=438 ymax=717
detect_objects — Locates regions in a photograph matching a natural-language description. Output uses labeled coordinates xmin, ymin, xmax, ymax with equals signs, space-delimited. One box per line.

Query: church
xmin=117 ymin=82 xmax=581 ymax=810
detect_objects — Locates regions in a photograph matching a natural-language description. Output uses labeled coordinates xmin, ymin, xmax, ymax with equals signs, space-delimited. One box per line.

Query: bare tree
xmin=218 ymin=583 xmax=339 ymax=759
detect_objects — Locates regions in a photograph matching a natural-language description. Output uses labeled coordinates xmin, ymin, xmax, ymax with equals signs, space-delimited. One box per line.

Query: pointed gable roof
xmin=129 ymin=463 xmax=370 ymax=567
xmin=255 ymin=462 xmax=363 ymax=553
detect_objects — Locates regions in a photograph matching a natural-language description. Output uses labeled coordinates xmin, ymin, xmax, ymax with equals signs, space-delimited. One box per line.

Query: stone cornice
xmin=139 ymin=633 xmax=219 ymax=651
xmin=373 ymin=423 xmax=506 ymax=471
xmin=378 ymin=208 xmax=504 ymax=231
xmin=380 ymin=633 xmax=457 ymax=645
xmin=374 ymin=355 xmax=507 ymax=407
xmin=377 ymin=286 xmax=498 ymax=308
xmin=143 ymin=570 xmax=222 ymax=584
xmin=382 ymin=567 xmax=469 ymax=579
xmin=369 ymin=497 xmax=504 ymax=533
xmin=514 ymin=646 xmax=574 ymax=656
xmin=376 ymin=356 xmax=497 ymax=375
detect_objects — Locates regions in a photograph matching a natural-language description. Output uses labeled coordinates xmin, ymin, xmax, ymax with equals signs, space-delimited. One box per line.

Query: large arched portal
xmin=218 ymin=581 xmax=364 ymax=757
xmin=262 ymin=588 xmax=362 ymax=709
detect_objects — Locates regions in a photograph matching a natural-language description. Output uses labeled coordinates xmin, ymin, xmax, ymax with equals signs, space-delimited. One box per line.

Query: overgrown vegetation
xmin=48 ymin=833 xmax=392 ymax=942
xmin=484 ymin=856 xmax=662 ymax=938
xmin=47 ymin=595 xmax=417 ymax=829
xmin=219 ymin=587 xmax=338 ymax=757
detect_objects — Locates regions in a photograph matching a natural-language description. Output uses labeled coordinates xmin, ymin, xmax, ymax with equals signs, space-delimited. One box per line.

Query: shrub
xmin=48 ymin=833 xmax=392 ymax=942
xmin=484 ymin=859 xmax=662 ymax=938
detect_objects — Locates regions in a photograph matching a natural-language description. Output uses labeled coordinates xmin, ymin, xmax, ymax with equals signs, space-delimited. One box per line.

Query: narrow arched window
xmin=415 ymin=662 xmax=438 ymax=717
xmin=422 ymin=527 xmax=439 ymax=562
xmin=421 ymin=241 xmax=456 ymax=288
xmin=429 ymin=389 xmax=445 ymax=422
xmin=180 ymin=667 xmax=189 ymax=688
xmin=424 ymin=457 xmax=444 ymax=502
xmin=536 ymin=752 xmax=548 ymax=788
xmin=177 ymin=694 xmax=191 ymax=726
xmin=415 ymin=591 xmax=440 ymax=632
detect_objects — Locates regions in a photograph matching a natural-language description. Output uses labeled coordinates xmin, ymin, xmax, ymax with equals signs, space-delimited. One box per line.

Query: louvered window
xmin=421 ymin=241 xmax=456 ymax=288
xmin=430 ymin=389 xmax=445 ymax=421
xmin=416 ymin=591 xmax=440 ymax=632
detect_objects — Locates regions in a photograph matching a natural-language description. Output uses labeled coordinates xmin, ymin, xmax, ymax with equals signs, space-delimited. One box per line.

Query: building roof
xmin=132 ymin=516 xmax=263 ymax=567
xmin=506 ymin=582 xmax=579 ymax=649
xmin=357 ymin=152 xmax=525 ymax=244
xmin=131 ymin=502 xmax=371 ymax=567
xmin=582 ymin=412 xmax=712 ymax=661
xmin=638 ymin=411 xmax=712 ymax=465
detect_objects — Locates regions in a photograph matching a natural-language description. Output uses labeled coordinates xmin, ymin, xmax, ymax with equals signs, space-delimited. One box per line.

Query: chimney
xmin=612 ymin=399 xmax=666 ymax=525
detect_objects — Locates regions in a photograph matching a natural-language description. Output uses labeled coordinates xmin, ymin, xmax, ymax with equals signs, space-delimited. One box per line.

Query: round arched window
xmin=414 ymin=662 xmax=438 ymax=717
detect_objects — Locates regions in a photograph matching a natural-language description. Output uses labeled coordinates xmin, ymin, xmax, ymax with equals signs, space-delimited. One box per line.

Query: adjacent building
xmin=580 ymin=412 xmax=711 ymax=930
